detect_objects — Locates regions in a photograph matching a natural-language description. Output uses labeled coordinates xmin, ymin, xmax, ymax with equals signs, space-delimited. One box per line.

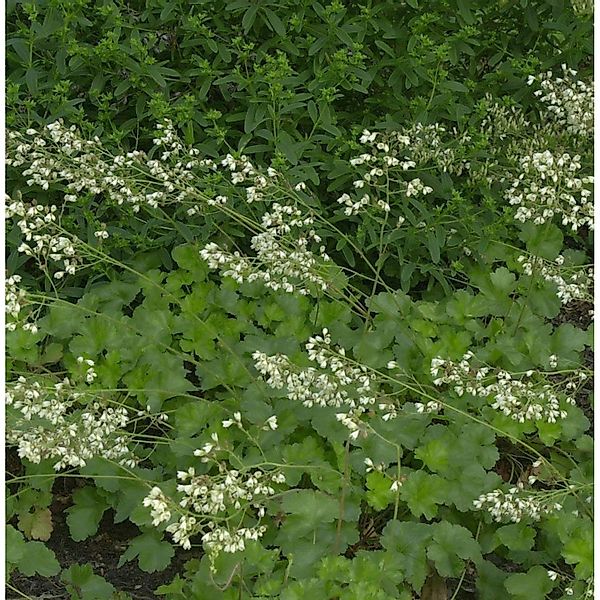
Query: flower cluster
xmin=6 ymin=275 xmax=38 ymax=333
xmin=570 ymin=0 xmax=593 ymax=15
xmin=473 ymin=484 xmax=564 ymax=523
xmin=6 ymin=376 xmax=135 ymax=470
xmin=222 ymin=411 xmax=278 ymax=432
xmin=505 ymin=151 xmax=593 ymax=231
xmin=77 ymin=356 xmax=98 ymax=384
xmin=337 ymin=124 xmax=475 ymax=215
xmin=201 ymin=203 xmax=330 ymax=295
xmin=254 ymin=329 xmax=384 ymax=439
xmin=414 ymin=399 xmax=444 ymax=415
xmin=6 ymin=376 xmax=70 ymax=425
xmin=7 ymin=120 xmax=220 ymax=216
xmin=517 ymin=254 xmax=593 ymax=304
xmin=176 ymin=465 xmax=284 ymax=517
xmin=480 ymin=97 xmax=532 ymax=142
xmin=337 ymin=128 xmax=437 ymax=215
xmin=6 ymin=198 xmax=84 ymax=279
xmin=143 ymin=453 xmax=285 ymax=568
xmin=201 ymin=524 xmax=267 ymax=559
xmin=253 ymin=328 xmax=377 ymax=410
xmin=220 ymin=152 xmax=279 ymax=204
xmin=547 ymin=572 xmax=594 ymax=598
xmin=528 ymin=65 xmax=593 ymax=137
xmin=143 ymin=486 xmax=172 ymax=526
xmin=430 ymin=353 xmax=579 ymax=424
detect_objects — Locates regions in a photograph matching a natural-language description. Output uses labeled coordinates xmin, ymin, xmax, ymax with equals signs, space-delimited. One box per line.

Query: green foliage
xmin=6 ymin=525 xmax=61 ymax=577
xmin=61 ymin=564 xmax=117 ymax=600
xmin=66 ymin=487 xmax=109 ymax=542
xmin=505 ymin=565 xmax=555 ymax=599
xmin=5 ymin=0 xmax=593 ymax=598
xmin=118 ymin=531 xmax=175 ymax=573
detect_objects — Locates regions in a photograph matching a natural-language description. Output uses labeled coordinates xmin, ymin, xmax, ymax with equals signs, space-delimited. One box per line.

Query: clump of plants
xmin=6 ymin=1 xmax=593 ymax=599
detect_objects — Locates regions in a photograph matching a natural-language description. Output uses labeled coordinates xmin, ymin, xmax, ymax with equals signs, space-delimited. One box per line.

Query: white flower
xmin=506 ymin=151 xmax=593 ymax=232
xmin=7 ymin=377 xmax=134 ymax=470
xmin=473 ymin=487 xmax=564 ymax=523
xmin=360 ymin=129 xmax=378 ymax=144
xmin=254 ymin=330 xmax=377 ymax=411
xmin=200 ymin=203 xmax=330 ymax=296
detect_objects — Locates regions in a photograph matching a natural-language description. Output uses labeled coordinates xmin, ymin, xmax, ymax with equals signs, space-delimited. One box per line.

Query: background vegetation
xmin=6 ymin=0 xmax=593 ymax=598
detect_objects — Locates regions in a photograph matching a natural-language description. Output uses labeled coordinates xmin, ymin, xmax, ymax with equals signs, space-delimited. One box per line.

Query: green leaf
xmin=123 ymin=350 xmax=195 ymax=411
xmin=118 ymin=531 xmax=175 ymax=573
xmin=6 ymin=525 xmax=27 ymax=566
xmin=490 ymin=267 xmax=516 ymax=295
xmin=525 ymin=5 xmax=539 ymax=30
xmin=495 ymin=523 xmax=536 ymax=552
xmin=25 ymin=68 xmax=39 ymax=94
xmin=477 ymin=560 xmax=509 ymax=600
xmin=380 ymin=521 xmax=431 ymax=591
xmin=368 ymin=291 xmax=411 ymax=318
xmin=427 ymin=231 xmax=440 ymax=263
xmin=174 ymin=401 xmax=219 ymax=438
xmin=80 ymin=458 xmax=130 ymax=494
xmin=455 ymin=423 xmax=499 ymax=470
xmin=415 ymin=437 xmax=451 ymax=472
xmin=525 ymin=282 xmax=562 ymax=319
xmin=8 ymin=37 xmax=30 ymax=62
xmin=156 ymin=575 xmax=186 ymax=597
xmin=62 ymin=564 xmax=116 ymax=599
xmin=456 ymin=0 xmax=475 ymax=25
xmin=353 ymin=327 xmax=395 ymax=367
xmin=445 ymin=464 xmax=501 ymax=512
xmin=562 ymin=527 xmax=593 ymax=579
xmin=242 ymin=5 xmax=258 ymax=33
xmin=307 ymin=100 xmax=318 ymax=123
xmin=18 ymin=507 xmax=53 ymax=541
xmin=365 ymin=471 xmax=395 ymax=511
xmin=442 ymin=80 xmax=470 ymax=93
xmin=504 ymin=566 xmax=553 ymax=599
xmin=264 ymin=8 xmax=286 ymax=36
xmin=112 ymin=476 xmax=157 ymax=524
xmin=66 ymin=487 xmax=108 ymax=542
xmin=551 ymin=323 xmax=588 ymax=356
xmin=277 ymin=130 xmax=300 ymax=165
xmin=280 ymin=490 xmax=339 ymax=534
xmin=427 ymin=522 xmax=481 ymax=577
xmin=114 ymin=79 xmax=131 ymax=97
xmin=375 ymin=40 xmax=396 ymax=57
xmin=19 ymin=541 xmax=61 ymax=577
xmin=519 ymin=222 xmax=563 ymax=260
xmin=400 ymin=471 xmax=447 ymax=519
xmin=172 ymin=244 xmax=208 ymax=280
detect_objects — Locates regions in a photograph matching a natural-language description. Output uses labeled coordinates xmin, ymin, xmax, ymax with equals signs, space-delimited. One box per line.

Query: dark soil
xmin=7 ymin=475 xmax=201 ymax=599
xmin=552 ymin=299 xmax=593 ymax=330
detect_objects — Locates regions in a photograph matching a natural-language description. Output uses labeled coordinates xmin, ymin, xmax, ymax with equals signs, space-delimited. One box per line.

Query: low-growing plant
xmin=5 ymin=1 xmax=593 ymax=598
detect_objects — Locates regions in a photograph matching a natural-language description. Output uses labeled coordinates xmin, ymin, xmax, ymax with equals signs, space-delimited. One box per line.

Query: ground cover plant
xmin=5 ymin=0 xmax=593 ymax=598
